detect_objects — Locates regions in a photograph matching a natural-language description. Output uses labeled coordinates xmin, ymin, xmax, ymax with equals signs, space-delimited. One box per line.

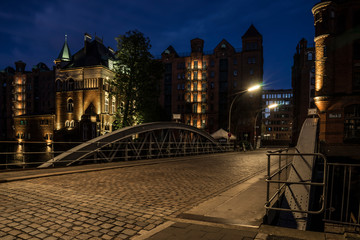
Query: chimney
xmin=84 ymin=33 xmax=92 ymax=53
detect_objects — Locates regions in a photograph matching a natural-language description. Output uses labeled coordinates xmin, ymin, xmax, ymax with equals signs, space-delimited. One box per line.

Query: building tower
xmin=291 ymin=39 xmax=315 ymax=145
xmin=312 ymin=0 xmax=360 ymax=156
xmin=54 ymin=33 xmax=116 ymax=141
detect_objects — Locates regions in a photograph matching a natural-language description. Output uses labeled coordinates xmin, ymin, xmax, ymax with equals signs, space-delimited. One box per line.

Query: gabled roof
xmin=57 ymin=35 xmax=71 ymax=61
xmin=242 ymin=24 xmax=262 ymax=39
xmin=64 ymin=38 xmax=115 ymax=69
xmin=214 ymin=39 xmax=235 ymax=52
xmin=162 ymin=45 xmax=179 ymax=57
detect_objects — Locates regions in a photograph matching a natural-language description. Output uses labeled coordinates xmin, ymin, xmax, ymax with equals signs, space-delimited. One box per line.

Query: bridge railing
xmin=0 ymin=140 xmax=231 ymax=169
xmin=324 ymin=163 xmax=360 ymax=229
xmin=265 ymin=149 xmax=327 ymax=214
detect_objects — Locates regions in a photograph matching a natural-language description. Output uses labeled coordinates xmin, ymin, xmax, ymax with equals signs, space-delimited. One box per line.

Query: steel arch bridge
xmin=39 ymin=122 xmax=225 ymax=168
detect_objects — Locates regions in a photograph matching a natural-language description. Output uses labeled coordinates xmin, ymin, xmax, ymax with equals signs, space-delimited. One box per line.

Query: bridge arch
xmin=39 ymin=122 xmax=225 ymax=168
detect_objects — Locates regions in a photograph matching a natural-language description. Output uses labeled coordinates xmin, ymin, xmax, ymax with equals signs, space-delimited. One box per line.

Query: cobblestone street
xmin=0 ymin=150 xmax=268 ymax=239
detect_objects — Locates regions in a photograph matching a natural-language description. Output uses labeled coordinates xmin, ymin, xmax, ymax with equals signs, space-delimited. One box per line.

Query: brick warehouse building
xmin=291 ymin=39 xmax=315 ymax=145
xmin=0 ymin=61 xmax=55 ymax=142
xmin=54 ymin=34 xmax=117 ymax=141
xmin=160 ymin=25 xmax=263 ymax=143
xmin=312 ymin=0 xmax=360 ymax=158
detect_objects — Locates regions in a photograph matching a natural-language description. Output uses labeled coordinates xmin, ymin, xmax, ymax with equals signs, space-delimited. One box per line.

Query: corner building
xmin=54 ymin=34 xmax=116 ymax=141
xmin=160 ymin=25 xmax=263 ymax=142
xmin=312 ymin=0 xmax=360 ymax=157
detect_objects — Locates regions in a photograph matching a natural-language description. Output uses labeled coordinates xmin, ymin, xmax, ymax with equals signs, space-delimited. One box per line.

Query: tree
xmin=113 ymin=30 xmax=164 ymax=128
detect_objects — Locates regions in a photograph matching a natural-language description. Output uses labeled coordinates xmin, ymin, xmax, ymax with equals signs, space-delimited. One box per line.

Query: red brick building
xmin=160 ymin=25 xmax=263 ymax=142
xmin=312 ymin=0 xmax=360 ymax=157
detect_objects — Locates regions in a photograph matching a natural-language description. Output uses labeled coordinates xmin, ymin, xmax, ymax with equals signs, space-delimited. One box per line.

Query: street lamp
xmin=253 ymin=103 xmax=278 ymax=149
xmin=228 ymin=84 xmax=261 ymax=141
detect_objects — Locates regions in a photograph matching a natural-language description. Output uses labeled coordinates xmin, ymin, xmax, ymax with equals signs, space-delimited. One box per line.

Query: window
xmin=67 ymin=99 xmax=74 ymax=112
xmin=193 ymin=82 xmax=198 ymax=91
xmin=56 ymin=80 xmax=62 ymax=91
xmin=233 ymin=70 xmax=238 ymax=76
xmin=177 ymin=73 xmax=181 ymax=80
xmin=202 ymin=73 xmax=206 ymax=80
xmin=202 ymin=61 xmax=206 ymax=68
xmin=193 ymin=119 xmax=197 ymax=126
xmin=344 ymin=104 xmax=360 ymax=141
xmin=193 ymin=93 xmax=198 ymax=102
xmin=105 ymin=93 xmax=109 ymax=113
xmin=193 ymin=71 xmax=198 ymax=80
xmin=194 ymin=61 xmax=198 ymax=69
xmin=247 ymin=57 xmax=256 ymax=64
xmin=210 ymin=82 xmax=214 ymax=89
xmin=210 ymin=71 xmax=215 ymax=78
xmin=201 ymin=105 xmax=206 ymax=113
xmin=202 ymin=94 xmax=206 ymax=102
xmin=307 ymin=52 xmax=313 ymax=61
xmin=233 ymin=58 xmax=238 ymax=65
xmin=210 ymin=60 xmax=215 ymax=67
xmin=250 ymin=69 xmax=254 ymax=75
xmin=70 ymin=120 xmax=74 ymax=128
xmin=246 ymin=42 xmax=258 ymax=50
xmin=68 ymin=78 xmax=74 ymax=91
xmin=65 ymin=120 xmax=70 ymax=127
xmin=193 ymin=104 xmax=197 ymax=114
xmin=112 ymin=96 xmax=116 ymax=114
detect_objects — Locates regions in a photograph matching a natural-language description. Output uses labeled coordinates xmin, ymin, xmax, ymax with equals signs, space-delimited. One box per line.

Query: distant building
xmin=291 ymin=39 xmax=315 ymax=145
xmin=0 ymin=67 xmax=15 ymax=140
xmin=261 ymin=89 xmax=293 ymax=146
xmin=312 ymin=0 xmax=360 ymax=157
xmin=0 ymin=61 xmax=55 ymax=142
xmin=160 ymin=25 xmax=263 ymax=143
xmin=54 ymin=34 xmax=117 ymax=141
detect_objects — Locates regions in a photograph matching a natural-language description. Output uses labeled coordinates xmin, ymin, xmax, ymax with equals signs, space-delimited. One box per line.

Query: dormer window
xmin=221 ymin=44 xmax=226 ymax=49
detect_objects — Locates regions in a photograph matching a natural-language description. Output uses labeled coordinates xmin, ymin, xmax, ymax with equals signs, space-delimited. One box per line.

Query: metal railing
xmin=0 ymin=140 xmax=230 ymax=169
xmin=324 ymin=163 xmax=360 ymax=228
xmin=265 ymin=149 xmax=327 ymax=214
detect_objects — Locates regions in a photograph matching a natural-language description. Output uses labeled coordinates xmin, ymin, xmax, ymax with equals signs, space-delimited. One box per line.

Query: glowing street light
xmin=253 ymin=103 xmax=279 ymax=148
xmin=228 ymin=84 xmax=261 ymax=141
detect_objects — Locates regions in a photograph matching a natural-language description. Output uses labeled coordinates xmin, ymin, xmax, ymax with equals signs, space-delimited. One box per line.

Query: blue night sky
xmin=0 ymin=0 xmax=318 ymax=89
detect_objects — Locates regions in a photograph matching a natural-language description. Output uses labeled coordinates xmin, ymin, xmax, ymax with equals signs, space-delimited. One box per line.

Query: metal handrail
xmin=265 ymin=151 xmax=327 ymax=215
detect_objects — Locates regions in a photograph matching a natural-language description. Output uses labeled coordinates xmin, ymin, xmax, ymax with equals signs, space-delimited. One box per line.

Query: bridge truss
xmin=39 ymin=122 xmax=225 ymax=168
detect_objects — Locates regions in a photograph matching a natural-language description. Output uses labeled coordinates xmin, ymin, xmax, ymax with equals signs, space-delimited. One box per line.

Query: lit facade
xmin=54 ymin=34 xmax=116 ymax=141
xmin=160 ymin=25 xmax=263 ymax=142
xmin=312 ymin=0 xmax=360 ymax=157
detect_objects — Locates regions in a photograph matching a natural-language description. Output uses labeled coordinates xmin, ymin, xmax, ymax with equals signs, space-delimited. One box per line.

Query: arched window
xmin=68 ymin=78 xmax=75 ymax=91
xmin=70 ymin=120 xmax=74 ymax=128
xmin=67 ymin=99 xmax=74 ymax=112
xmin=56 ymin=79 xmax=62 ymax=91
xmin=65 ymin=120 xmax=70 ymax=127
xmin=307 ymin=52 xmax=313 ymax=61
xmin=344 ymin=104 xmax=360 ymax=142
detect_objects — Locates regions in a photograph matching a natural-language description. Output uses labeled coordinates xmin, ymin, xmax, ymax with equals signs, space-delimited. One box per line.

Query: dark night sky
xmin=0 ymin=0 xmax=318 ymax=89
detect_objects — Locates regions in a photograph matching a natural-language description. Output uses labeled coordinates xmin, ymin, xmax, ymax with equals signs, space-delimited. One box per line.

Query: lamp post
xmin=228 ymin=84 xmax=261 ymax=142
xmin=253 ymin=103 xmax=278 ymax=149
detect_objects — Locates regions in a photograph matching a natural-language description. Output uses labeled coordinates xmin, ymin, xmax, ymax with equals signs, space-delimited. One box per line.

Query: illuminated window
xmin=112 ymin=96 xmax=116 ymax=114
xmin=65 ymin=120 xmax=70 ymax=127
xmin=67 ymin=99 xmax=74 ymax=112
xmin=70 ymin=120 xmax=74 ymax=128
xmin=105 ymin=93 xmax=109 ymax=113
xmin=193 ymin=71 xmax=198 ymax=80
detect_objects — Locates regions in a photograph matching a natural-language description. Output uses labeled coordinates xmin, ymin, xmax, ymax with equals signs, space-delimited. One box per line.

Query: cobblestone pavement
xmin=0 ymin=150 xmax=269 ymax=239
